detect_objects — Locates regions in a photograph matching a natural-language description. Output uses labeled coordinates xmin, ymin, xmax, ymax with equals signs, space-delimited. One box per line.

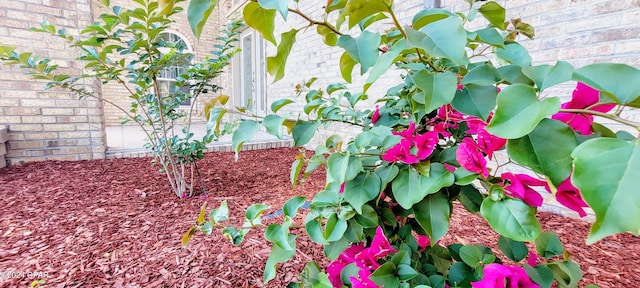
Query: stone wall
xmin=0 ymin=0 xmax=106 ymax=165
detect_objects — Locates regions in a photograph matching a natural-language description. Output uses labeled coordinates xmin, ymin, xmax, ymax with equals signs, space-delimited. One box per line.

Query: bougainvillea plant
xmin=182 ymin=0 xmax=640 ymax=287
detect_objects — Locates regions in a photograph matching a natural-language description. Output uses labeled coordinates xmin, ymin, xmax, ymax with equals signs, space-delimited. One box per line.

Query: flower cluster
xmin=381 ymin=121 xmax=439 ymax=165
xmin=471 ymin=263 xmax=540 ymax=288
xmin=327 ymin=227 xmax=397 ymax=288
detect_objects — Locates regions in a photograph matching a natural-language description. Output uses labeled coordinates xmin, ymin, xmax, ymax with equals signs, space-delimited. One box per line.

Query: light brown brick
xmin=21 ymin=115 xmax=56 ymax=123
xmin=4 ymin=107 xmax=41 ymax=116
xmin=43 ymin=124 xmax=76 ymax=131
xmin=25 ymin=132 xmax=59 ymax=140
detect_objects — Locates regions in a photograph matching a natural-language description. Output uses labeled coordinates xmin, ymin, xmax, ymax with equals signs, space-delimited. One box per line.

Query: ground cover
xmin=0 ymin=147 xmax=637 ymax=287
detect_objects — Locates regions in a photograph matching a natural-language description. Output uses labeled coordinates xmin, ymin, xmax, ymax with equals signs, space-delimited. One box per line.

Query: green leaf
xmin=475 ymin=27 xmax=505 ymax=48
xmin=451 ymin=84 xmax=498 ymax=121
xmin=397 ymin=264 xmax=418 ymax=281
xmin=459 ymin=245 xmax=483 ymax=268
xmin=187 ymin=0 xmax=219 ymax=39
xmin=506 ymin=119 xmax=577 ymax=186
xmin=548 ymin=261 xmax=583 ymax=287
xmin=461 ymin=63 xmax=501 ymax=86
xmin=264 ymin=235 xmax=297 ymax=283
xmin=210 ymin=200 xmax=229 ymax=224
xmin=271 ymin=98 xmax=294 ymax=113
xmin=458 ymin=185 xmax=483 ymax=213
xmin=392 ymin=164 xmax=454 ymax=209
xmin=412 ymin=9 xmax=453 ymax=29
xmin=243 ymin=2 xmax=277 ymax=45
xmin=344 ymin=172 xmax=382 ymax=214
xmin=327 ymin=152 xmax=363 ymax=184
xmin=339 ymin=52 xmax=357 ymax=83
xmin=263 ymin=115 xmax=286 ymax=139
xmin=365 ymin=40 xmax=407 ymax=92
xmin=448 ymin=262 xmax=476 ymax=287
xmin=266 ymin=223 xmax=293 ymax=250
xmin=290 ymin=158 xmax=303 ymax=187
xmin=324 ymin=237 xmax=350 ymax=260
xmin=406 ymin=16 xmax=468 ymax=66
xmin=573 ymin=63 xmax=640 ymax=104
xmin=498 ymin=65 xmax=535 ymax=85
xmin=158 ymin=0 xmax=174 ymax=16
xmin=375 ymin=165 xmax=399 ymax=191
xmin=486 ymin=84 xmax=561 ymax=139
xmin=292 ymin=120 xmax=320 ymax=146
xmin=283 ymin=196 xmax=306 ymax=217
xmin=411 ymin=70 xmax=458 ymax=112
xmin=571 ymin=138 xmax=640 ymax=244
xmin=327 ymin=83 xmax=347 ymax=95
xmin=498 ymin=235 xmax=529 ymax=262
xmin=522 ymin=61 xmax=574 ymax=91
xmin=267 ymin=29 xmax=298 ymax=81
xmin=317 ymin=25 xmax=338 ymax=46
xmin=258 ymin=0 xmax=289 ymax=19
xmin=414 ymin=192 xmax=451 ymax=244
xmin=222 ymin=227 xmax=249 ymax=245
xmin=480 ymin=197 xmax=541 ymax=242
xmin=343 ymin=0 xmax=391 ymax=28
xmin=324 ymin=213 xmax=348 ymax=241
xmin=246 ymin=203 xmax=270 ymax=223
xmin=478 ymin=1 xmax=506 ymax=29
xmin=355 ymin=204 xmax=379 ymax=228
xmin=495 ymin=43 xmax=532 ymax=67
xmin=524 ymin=264 xmax=554 ymax=288
xmin=232 ymin=120 xmax=260 ymax=159
xmin=370 ymin=262 xmax=400 ymax=288
xmin=535 ymin=232 xmax=564 ymax=258
xmin=337 ymin=31 xmax=381 ymax=75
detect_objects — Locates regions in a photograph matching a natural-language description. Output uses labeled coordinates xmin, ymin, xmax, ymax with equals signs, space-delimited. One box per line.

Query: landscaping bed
xmin=0 ymin=147 xmax=638 ymax=287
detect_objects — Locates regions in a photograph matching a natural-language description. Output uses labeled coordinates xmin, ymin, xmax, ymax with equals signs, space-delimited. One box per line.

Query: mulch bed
xmin=0 ymin=147 xmax=638 ymax=287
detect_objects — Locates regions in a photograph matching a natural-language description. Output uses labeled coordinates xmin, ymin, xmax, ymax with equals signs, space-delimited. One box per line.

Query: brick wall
xmin=0 ymin=0 xmax=106 ymax=165
xmin=219 ymin=0 xmax=640 ymax=147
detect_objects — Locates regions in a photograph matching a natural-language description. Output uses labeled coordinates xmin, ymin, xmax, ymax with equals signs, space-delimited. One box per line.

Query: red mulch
xmin=0 ymin=147 xmax=638 ymax=287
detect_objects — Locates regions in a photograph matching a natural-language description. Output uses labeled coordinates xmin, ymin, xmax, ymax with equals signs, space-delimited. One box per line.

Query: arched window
xmin=157 ymin=32 xmax=192 ymax=106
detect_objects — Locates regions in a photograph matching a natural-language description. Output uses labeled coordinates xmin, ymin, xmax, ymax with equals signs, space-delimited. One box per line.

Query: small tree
xmin=0 ymin=0 xmax=241 ymax=198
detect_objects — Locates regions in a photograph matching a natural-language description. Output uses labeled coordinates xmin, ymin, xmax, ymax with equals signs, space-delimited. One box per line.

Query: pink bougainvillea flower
xmin=552 ymin=82 xmax=615 ymax=135
xmin=432 ymin=122 xmax=453 ymax=138
xmin=369 ymin=226 xmax=398 ymax=258
xmin=527 ymin=251 xmax=540 ymax=267
xmin=556 ymin=177 xmax=589 ymax=217
xmin=437 ymin=104 xmax=465 ymax=122
xmin=327 ymin=243 xmax=365 ymax=287
xmin=443 ymin=163 xmax=457 ymax=172
xmin=465 ymin=116 xmax=489 ymax=135
xmin=339 ymin=182 xmax=346 ymax=194
xmin=415 ymin=234 xmax=431 ymax=250
xmin=393 ymin=121 xmax=416 ymax=142
xmin=472 ymin=263 xmax=540 ymax=288
xmin=501 ymin=173 xmax=549 ymax=207
xmin=476 ymin=129 xmax=507 ymax=160
xmin=371 ymin=105 xmax=380 ymax=125
xmin=415 ymin=131 xmax=439 ymax=160
xmin=456 ymin=137 xmax=489 ymax=178
xmin=350 ymin=269 xmax=380 ymax=288
xmin=381 ymin=139 xmax=419 ymax=164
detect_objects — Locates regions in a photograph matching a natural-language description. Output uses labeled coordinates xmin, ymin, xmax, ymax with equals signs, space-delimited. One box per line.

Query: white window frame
xmin=157 ymin=31 xmax=193 ymax=107
xmin=233 ymin=29 xmax=267 ymax=116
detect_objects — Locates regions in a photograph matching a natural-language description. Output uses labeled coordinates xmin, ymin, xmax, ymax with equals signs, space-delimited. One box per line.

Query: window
xmin=157 ymin=32 xmax=192 ymax=106
xmin=233 ymin=29 xmax=266 ymax=115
